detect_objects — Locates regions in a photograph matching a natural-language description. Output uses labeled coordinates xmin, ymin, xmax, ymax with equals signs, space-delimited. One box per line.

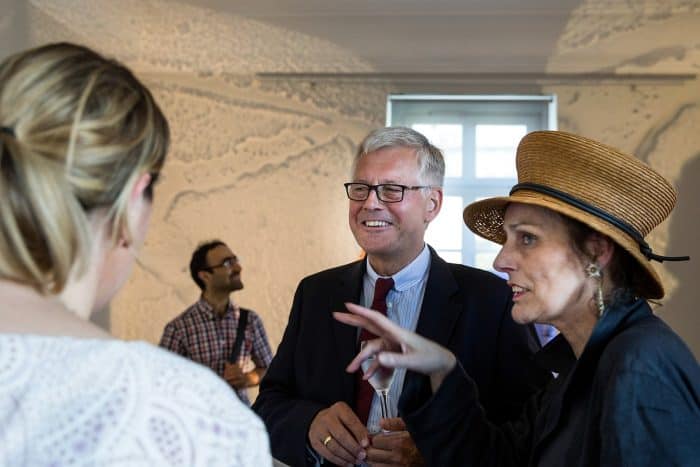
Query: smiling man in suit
xmin=253 ymin=127 xmax=549 ymax=466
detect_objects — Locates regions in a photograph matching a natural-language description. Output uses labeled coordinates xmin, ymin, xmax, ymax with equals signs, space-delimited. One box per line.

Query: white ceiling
xmin=182 ymin=0 xmax=585 ymax=73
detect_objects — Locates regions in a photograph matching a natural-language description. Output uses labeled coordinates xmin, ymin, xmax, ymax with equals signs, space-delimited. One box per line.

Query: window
xmin=388 ymin=94 xmax=557 ymax=273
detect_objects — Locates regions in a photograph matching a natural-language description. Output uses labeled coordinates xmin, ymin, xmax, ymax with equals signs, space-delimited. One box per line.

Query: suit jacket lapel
xmin=414 ymin=247 xmax=461 ymax=347
xmin=336 ymin=250 xmax=464 ymax=402
xmin=331 ymin=260 xmax=366 ymax=403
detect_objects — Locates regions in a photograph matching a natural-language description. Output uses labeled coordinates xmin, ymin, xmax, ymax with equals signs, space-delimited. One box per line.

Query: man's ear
xmin=425 ymin=188 xmax=443 ymax=222
xmin=198 ymin=269 xmax=210 ymax=287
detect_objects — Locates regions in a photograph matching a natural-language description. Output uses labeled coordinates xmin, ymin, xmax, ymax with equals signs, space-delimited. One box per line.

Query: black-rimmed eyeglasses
xmin=202 ymin=256 xmax=239 ymax=272
xmin=344 ymin=182 xmax=432 ymax=203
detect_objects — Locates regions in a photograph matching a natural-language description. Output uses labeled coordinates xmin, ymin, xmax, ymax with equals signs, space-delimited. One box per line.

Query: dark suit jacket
xmin=253 ymin=247 xmax=550 ymax=466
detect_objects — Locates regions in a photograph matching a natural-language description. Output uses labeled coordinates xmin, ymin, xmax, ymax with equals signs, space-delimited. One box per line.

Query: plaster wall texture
xmin=22 ymin=0 xmax=384 ymax=353
xmin=545 ymin=0 xmax=700 ymax=356
xmin=2 ymin=0 xmax=698 ymax=362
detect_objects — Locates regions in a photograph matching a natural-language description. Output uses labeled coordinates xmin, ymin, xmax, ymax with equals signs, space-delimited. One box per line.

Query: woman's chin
xmin=511 ymin=304 xmax=537 ymax=325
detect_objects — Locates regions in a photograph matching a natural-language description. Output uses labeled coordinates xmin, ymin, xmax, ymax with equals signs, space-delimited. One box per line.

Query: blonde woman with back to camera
xmin=335 ymin=131 xmax=700 ymax=466
xmin=0 ymin=43 xmax=271 ymax=465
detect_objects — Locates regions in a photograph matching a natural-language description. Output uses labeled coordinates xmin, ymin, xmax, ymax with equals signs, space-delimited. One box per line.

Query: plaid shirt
xmin=159 ymin=297 xmax=273 ymax=405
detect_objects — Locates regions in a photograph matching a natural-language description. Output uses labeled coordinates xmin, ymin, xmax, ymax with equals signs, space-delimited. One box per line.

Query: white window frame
xmin=386 ymin=94 xmax=557 ymax=270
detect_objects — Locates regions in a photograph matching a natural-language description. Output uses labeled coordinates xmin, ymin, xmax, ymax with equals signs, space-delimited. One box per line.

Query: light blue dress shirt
xmin=362 ymin=244 xmax=431 ymax=433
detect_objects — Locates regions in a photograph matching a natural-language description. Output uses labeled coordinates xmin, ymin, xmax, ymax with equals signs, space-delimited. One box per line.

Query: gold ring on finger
xmin=323 ymin=435 xmax=333 ymax=447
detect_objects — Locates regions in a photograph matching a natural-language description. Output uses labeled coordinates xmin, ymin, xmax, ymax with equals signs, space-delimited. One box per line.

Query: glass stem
xmin=379 ymin=390 xmax=390 ymax=419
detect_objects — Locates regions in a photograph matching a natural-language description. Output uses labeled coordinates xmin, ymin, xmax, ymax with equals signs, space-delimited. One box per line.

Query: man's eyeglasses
xmin=202 ymin=256 xmax=239 ymax=272
xmin=344 ymin=182 xmax=432 ymax=203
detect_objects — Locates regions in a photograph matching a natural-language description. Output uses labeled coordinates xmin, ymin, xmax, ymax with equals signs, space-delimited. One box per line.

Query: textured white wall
xmin=21 ymin=0 xmax=385 ymax=351
xmin=544 ymin=0 xmax=700 ymax=356
xmin=2 ymin=0 xmax=698 ymax=359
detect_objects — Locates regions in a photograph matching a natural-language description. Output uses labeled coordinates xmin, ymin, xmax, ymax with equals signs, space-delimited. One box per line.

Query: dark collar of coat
xmin=579 ymin=297 xmax=650 ymax=367
xmin=331 ymin=257 xmax=367 ymax=403
xmin=332 ymin=245 xmax=462 ymax=346
xmin=331 ymin=247 xmax=462 ymax=398
xmin=533 ymin=298 xmax=651 ymax=453
xmin=535 ymin=335 xmax=576 ymax=375
xmin=535 ymin=298 xmax=649 ymax=375
xmin=414 ymin=245 xmax=462 ymax=347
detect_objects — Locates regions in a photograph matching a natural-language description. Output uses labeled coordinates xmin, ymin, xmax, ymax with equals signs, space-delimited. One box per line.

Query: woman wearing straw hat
xmin=0 ymin=43 xmax=270 ymax=465
xmin=334 ymin=130 xmax=700 ymax=466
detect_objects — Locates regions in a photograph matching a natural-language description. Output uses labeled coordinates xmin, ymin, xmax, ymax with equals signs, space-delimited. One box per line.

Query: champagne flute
xmin=360 ymin=341 xmax=395 ymax=428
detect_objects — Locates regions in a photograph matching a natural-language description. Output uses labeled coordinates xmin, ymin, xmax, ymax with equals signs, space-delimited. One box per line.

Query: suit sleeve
xmin=403 ymin=362 xmax=541 ymax=466
xmin=252 ymin=279 xmax=327 ymax=467
xmin=492 ymin=293 xmax=552 ymax=423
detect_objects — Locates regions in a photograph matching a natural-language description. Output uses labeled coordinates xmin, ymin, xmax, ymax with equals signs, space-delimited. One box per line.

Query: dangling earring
xmin=585 ymin=263 xmax=605 ymax=316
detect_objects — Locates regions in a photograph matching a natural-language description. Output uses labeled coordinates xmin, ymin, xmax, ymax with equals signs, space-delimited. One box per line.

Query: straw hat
xmin=463 ymin=130 xmax=685 ymax=299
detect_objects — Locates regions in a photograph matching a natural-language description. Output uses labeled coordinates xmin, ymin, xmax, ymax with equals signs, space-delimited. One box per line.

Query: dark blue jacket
xmin=403 ymin=298 xmax=700 ymax=466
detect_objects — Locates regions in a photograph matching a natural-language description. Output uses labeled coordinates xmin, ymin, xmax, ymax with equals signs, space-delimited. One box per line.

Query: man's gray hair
xmin=353 ymin=127 xmax=445 ymax=187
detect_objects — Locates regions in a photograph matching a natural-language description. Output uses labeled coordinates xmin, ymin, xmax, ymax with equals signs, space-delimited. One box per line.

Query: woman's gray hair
xmin=353 ymin=126 xmax=445 ymax=187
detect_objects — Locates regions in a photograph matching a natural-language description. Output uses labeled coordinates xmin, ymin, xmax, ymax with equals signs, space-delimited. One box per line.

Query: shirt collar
xmin=196 ymin=296 xmax=238 ymax=320
xmin=365 ymin=244 xmax=431 ymax=292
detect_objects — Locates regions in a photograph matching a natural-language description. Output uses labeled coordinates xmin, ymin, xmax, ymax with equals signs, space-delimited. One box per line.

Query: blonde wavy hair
xmin=0 ymin=43 xmax=169 ymax=294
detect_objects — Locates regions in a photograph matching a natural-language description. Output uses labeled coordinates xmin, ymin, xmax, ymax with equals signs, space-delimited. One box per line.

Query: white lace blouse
xmin=0 ymin=334 xmax=271 ymax=466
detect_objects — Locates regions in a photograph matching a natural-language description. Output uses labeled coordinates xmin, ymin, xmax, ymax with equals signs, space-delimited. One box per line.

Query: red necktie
xmin=354 ymin=277 xmax=394 ymax=424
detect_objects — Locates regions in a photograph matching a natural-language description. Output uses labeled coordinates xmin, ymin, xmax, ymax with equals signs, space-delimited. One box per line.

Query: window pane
xmin=412 ymin=124 xmax=463 ymax=178
xmin=435 ymin=250 xmax=462 ymax=264
xmin=474 ymin=219 xmax=503 ymax=275
xmin=475 ymin=251 xmax=498 ymax=271
xmin=425 ymin=195 xmax=463 ymax=250
xmin=388 ymin=95 xmax=556 ymax=273
xmin=475 ymin=233 xmax=500 ymax=251
xmin=475 ymin=124 xmax=526 ymax=179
